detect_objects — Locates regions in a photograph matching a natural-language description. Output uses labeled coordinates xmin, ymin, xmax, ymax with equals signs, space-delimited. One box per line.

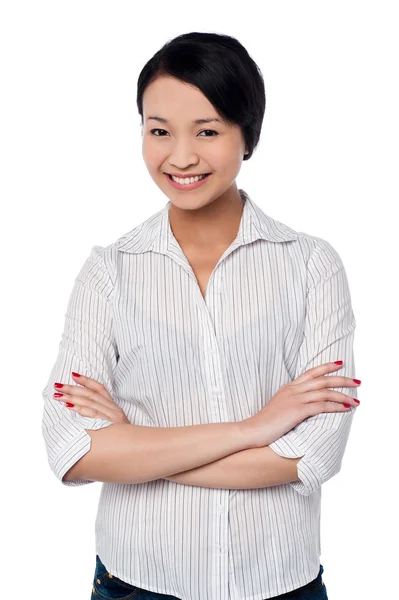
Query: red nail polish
xmin=353 ymin=379 xmax=361 ymax=384
xmin=334 ymin=360 xmax=343 ymax=365
xmin=54 ymin=393 xmax=63 ymax=398
xmin=72 ymin=372 xmax=80 ymax=377
xmin=343 ymin=403 xmax=351 ymax=408
xmin=54 ymin=382 xmax=63 ymax=388
xmin=66 ymin=402 xmax=74 ymax=407
xmin=354 ymin=399 xmax=360 ymax=404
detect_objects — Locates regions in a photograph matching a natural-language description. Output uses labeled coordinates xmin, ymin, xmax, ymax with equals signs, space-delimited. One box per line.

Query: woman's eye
xmin=150 ymin=128 xmax=168 ymax=136
xmin=199 ymin=130 xmax=218 ymax=137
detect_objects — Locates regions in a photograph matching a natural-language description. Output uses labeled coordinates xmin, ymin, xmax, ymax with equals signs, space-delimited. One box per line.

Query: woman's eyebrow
xmin=146 ymin=116 xmax=224 ymax=125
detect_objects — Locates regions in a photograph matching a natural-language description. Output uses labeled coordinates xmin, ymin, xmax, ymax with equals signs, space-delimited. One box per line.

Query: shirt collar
xmin=115 ymin=188 xmax=299 ymax=255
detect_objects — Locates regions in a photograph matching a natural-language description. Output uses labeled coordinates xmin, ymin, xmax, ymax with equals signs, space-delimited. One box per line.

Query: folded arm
xmin=164 ymin=239 xmax=358 ymax=495
xmin=265 ymin=239 xmax=358 ymax=496
xmin=41 ymin=246 xmax=118 ymax=486
xmin=164 ymin=445 xmax=303 ymax=488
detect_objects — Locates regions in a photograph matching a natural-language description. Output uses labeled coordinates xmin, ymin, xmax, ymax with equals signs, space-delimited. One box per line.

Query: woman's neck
xmin=168 ymin=187 xmax=245 ymax=248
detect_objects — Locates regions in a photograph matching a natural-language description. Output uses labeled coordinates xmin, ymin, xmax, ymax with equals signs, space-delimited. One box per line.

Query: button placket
xmin=197 ymin=274 xmax=226 ymax=418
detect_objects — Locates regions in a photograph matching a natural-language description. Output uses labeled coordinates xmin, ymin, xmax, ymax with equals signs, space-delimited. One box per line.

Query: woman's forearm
xmin=64 ymin=421 xmax=252 ymax=484
xmin=164 ymin=446 xmax=303 ymax=489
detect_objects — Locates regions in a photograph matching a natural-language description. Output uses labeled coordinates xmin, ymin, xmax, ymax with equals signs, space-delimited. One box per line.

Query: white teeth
xmin=171 ymin=174 xmax=208 ymax=184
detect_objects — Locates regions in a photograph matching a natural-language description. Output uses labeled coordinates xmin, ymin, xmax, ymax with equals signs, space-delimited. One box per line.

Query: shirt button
xmin=218 ymin=504 xmax=225 ymax=513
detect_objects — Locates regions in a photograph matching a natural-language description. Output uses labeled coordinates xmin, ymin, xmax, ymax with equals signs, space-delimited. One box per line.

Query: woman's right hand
xmin=240 ymin=361 xmax=361 ymax=449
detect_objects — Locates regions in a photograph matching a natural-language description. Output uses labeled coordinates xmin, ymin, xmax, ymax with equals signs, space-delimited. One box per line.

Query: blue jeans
xmin=91 ymin=554 xmax=328 ymax=599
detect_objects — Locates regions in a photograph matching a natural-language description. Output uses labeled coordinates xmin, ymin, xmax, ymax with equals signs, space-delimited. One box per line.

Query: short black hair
xmin=136 ymin=32 xmax=266 ymax=161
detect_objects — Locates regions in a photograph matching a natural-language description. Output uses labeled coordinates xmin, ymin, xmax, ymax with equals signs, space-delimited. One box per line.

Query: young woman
xmin=42 ymin=31 xmax=360 ymax=600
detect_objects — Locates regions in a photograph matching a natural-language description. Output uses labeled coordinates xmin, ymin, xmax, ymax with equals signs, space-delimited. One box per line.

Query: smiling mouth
xmin=167 ymin=173 xmax=211 ymax=180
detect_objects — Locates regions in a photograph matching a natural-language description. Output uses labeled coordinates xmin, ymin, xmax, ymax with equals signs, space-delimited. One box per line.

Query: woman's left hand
xmin=52 ymin=372 xmax=130 ymax=424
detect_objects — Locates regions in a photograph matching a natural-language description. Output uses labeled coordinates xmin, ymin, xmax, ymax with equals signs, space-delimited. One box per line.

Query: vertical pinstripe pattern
xmin=42 ymin=189 xmax=357 ymax=600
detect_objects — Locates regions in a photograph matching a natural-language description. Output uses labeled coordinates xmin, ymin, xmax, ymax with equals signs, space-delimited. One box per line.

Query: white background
xmin=1 ymin=1 xmax=397 ymax=598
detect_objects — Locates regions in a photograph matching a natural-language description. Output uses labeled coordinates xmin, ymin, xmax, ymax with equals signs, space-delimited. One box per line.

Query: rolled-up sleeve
xmin=268 ymin=237 xmax=358 ymax=496
xmin=41 ymin=245 xmax=118 ymax=487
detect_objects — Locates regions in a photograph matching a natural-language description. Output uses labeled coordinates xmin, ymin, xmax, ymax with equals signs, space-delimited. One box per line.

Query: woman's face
xmin=141 ymin=75 xmax=248 ymax=211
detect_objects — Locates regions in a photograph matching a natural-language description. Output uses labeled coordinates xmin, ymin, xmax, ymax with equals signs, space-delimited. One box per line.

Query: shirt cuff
xmin=268 ymin=432 xmax=324 ymax=496
xmin=51 ymin=418 xmax=114 ymax=486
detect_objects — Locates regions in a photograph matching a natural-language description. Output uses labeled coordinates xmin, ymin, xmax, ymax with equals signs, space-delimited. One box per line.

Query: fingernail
xmin=65 ymin=402 xmax=75 ymax=407
xmin=343 ymin=403 xmax=351 ymax=408
xmin=353 ymin=379 xmax=361 ymax=384
xmin=54 ymin=393 xmax=63 ymax=398
xmin=72 ymin=372 xmax=81 ymax=377
xmin=334 ymin=360 xmax=343 ymax=365
xmin=54 ymin=382 xmax=63 ymax=388
xmin=354 ymin=399 xmax=360 ymax=404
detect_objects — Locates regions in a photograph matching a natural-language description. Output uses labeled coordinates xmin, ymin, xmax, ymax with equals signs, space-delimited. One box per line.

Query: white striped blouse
xmin=42 ymin=188 xmax=357 ymax=600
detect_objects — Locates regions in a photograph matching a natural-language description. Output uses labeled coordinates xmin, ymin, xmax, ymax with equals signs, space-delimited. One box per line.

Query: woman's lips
xmin=165 ymin=173 xmax=211 ymax=191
